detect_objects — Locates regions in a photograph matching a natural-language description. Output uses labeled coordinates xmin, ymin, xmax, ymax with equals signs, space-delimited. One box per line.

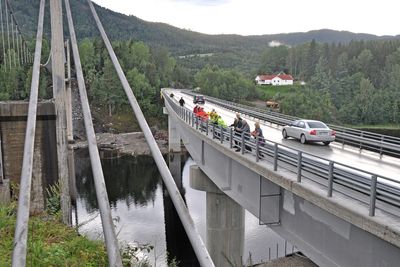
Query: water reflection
xmin=73 ymin=150 xmax=287 ymax=266
xmin=75 ymin=150 xmax=160 ymax=211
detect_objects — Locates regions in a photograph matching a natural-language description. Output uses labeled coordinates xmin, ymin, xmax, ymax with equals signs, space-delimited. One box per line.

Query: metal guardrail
xmin=183 ymin=91 xmax=400 ymax=158
xmin=165 ymin=93 xmax=400 ymax=218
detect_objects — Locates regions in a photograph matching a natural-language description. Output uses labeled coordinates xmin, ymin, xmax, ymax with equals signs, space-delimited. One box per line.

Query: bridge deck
xmin=173 ymin=91 xmax=400 ymax=182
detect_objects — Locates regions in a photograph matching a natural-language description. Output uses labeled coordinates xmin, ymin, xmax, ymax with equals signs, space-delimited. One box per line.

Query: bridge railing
xmin=165 ymin=93 xmax=400 ymax=219
xmin=183 ymin=91 xmax=400 ymax=158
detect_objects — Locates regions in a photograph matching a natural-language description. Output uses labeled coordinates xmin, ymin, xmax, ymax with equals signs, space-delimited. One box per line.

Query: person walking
xmin=179 ymin=97 xmax=185 ymax=107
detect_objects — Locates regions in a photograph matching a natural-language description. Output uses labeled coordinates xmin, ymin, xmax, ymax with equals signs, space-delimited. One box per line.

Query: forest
xmin=254 ymin=39 xmax=400 ymax=125
xmin=1 ymin=37 xmax=400 ymax=128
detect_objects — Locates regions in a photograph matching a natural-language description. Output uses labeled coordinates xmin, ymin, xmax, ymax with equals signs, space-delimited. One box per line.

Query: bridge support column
xmin=167 ymin=111 xmax=181 ymax=153
xmin=168 ymin=153 xmax=182 ymax=190
xmin=51 ymin=0 xmax=71 ymax=225
xmin=190 ymin=165 xmax=244 ymax=267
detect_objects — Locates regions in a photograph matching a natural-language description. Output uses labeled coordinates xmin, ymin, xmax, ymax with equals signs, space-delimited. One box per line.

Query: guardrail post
xmin=191 ymin=113 xmax=194 ymax=127
xmin=369 ymin=175 xmax=378 ymax=216
xmin=196 ymin=116 xmax=199 ymax=130
xmin=327 ymin=162 xmax=334 ymax=197
xmin=359 ymin=132 xmax=364 ymax=152
xmin=220 ymin=126 xmax=223 ymax=144
xmin=241 ymin=132 xmax=245 ymax=155
xmin=297 ymin=152 xmax=302 ymax=182
xmin=230 ymin=128 xmax=233 ymax=149
xmin=211 ymin=122 xmax=214 ymax=138
xmin=273 ymin=144 xmax=278 ymax=171
xmin=379 ymin=136 xmax=384 ymax=158
xmin=256 ymin=136 xmax=259 ymax=162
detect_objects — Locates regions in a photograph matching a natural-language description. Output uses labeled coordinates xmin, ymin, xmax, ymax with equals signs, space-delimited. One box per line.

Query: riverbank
xmin=71 ymin=131 xmax=169 ymax=156
xmin=0 ymin=203 xmax=108 ymax=266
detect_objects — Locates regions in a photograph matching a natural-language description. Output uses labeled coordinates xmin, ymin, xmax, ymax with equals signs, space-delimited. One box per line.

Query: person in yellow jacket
xmin=208 ymin=109 xmax=218 ymax=123
xmin=216 ymin=115 xmax=227 ymax=128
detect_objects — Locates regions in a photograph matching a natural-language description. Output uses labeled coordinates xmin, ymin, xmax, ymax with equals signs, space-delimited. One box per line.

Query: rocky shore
xmin=70 ymin=131 xmax=169 ymax=156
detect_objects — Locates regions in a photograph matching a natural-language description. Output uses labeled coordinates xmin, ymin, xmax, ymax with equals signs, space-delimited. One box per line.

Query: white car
xmin=282 ymin=119 xmax=336 ymax=145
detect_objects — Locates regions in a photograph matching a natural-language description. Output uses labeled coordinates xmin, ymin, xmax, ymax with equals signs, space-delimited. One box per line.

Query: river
xmin=72 ymin=149 xmax=292 ymax=266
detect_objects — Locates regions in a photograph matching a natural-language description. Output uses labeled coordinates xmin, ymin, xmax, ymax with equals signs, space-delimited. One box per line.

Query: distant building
xmin=255 ymin=73 xmax=294 ymax=86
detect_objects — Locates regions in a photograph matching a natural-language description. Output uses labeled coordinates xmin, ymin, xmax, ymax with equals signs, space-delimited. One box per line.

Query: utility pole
xmin=50 ymin=0 xmax=71 ymax=225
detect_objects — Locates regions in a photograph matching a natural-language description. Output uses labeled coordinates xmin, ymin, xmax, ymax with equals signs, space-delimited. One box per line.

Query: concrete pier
xmin=0 ymin=101 xmax=57 ymax=211
xmin=190 ymin=165 xmax=244 ymax=267
xmin=165 ymin=107 xmax=181 ymax=153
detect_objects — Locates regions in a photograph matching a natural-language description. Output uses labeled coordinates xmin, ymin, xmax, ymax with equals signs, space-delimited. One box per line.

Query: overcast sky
xmin=91 ymin=0 xmax=400 ymax=36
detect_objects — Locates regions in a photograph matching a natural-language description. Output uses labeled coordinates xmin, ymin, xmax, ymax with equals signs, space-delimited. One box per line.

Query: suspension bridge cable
xmin=10 ymin=12 xmax=15 ymax=67
xmin=5 ymin=0 xmax=32 ymax=66
xmin=86 ymin=1 xmax=215 ymax=266
xmin=15 ymin=23 xmax=19 ymax=66
xmin=64 ymin=0 xmax=123 ymax=265
xmin=5 ymin=1 xmax=10 ymax=69
xmin=19 ymin=33 xmax=22 ymax=64
xmin=11 ymin=0 xmax=45 ymax=266
xmin=0 ymin=0 xmax=6 ymax=68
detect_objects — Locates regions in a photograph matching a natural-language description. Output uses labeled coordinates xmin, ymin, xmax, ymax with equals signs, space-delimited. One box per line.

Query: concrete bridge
xmin=163 ymin=89 xmax=400 ymax=267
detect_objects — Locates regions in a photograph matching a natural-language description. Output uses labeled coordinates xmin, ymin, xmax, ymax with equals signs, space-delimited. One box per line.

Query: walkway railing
xmin=165 ymin=93 xmax=400 ymax=219
xmin=183 ymin=91 xmax=400 ymax=158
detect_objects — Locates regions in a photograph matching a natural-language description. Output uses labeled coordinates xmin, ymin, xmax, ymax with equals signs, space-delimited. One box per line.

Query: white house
xmin=255 ymin=73 xmax=294 ymax=86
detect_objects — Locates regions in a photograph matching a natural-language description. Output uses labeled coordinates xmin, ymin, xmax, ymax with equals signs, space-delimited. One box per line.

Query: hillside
xmin=10 ymin=0 xmax=400 ymax=76
xmin=12 ymin=0 xmax=400 ymax=53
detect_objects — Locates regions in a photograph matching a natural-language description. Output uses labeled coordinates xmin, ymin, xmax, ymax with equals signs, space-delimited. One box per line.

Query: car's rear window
xmin=307 ymin=121 xmax=328 ymax=128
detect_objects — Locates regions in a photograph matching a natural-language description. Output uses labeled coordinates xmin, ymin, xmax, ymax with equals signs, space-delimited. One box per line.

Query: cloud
xmin=169 ymin=0 xmax=231 ymax=6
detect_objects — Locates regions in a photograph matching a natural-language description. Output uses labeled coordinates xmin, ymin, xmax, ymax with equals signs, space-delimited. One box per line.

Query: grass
xmin=0 ymin=202 xmax=108 ymax=267
xmin=256 ymin=84 xmax=303 ymax=100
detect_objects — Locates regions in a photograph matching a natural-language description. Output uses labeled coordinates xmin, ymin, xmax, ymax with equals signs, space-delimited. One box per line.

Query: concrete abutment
xmin=0 ymin=101 xmax=57 ymax=211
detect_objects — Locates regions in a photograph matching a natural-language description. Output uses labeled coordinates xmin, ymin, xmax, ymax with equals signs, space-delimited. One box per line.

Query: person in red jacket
xmin=193 ymin=105 xmax=199 ymax=114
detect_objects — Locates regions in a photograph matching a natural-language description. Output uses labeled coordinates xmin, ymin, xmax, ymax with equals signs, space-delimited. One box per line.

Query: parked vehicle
xmin=193 ymin=95 xmax=205 ymax=104
xmin=282 ymin=119 xmax=336 ymax=145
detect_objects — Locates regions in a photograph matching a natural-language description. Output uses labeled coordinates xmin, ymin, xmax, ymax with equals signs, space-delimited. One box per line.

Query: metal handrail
xmin=183 ymin=91 xmax=400 ymax=157
xmin=12 ymin=0 xmax=45 ymax=266
xmin=65 ymin=0 xmax=122 ymax=265
xmin=165 ymin=94 xmax=400 ymax=218
xmin=87 ymin=2 xmax=214 ymax=266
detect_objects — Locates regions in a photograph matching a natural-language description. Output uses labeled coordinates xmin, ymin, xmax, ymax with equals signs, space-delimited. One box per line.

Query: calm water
xmin=73 ymin=150 xmax=288 ymax=266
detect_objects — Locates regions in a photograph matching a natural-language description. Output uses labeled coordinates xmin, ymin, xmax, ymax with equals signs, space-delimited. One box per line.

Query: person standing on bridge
xmin=179 ymin=97 xmax=185 ymax=107
xmin=235 ymin=119 xmax=251 ymax=152
xmin=251 ymin=121 xmax=265 ymax=157
xmin=230 ymin=113 xmax=243 ymax=148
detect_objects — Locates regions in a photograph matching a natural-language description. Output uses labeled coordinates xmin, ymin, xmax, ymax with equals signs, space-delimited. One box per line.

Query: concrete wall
xmin=0 ymin=101 xmax=58 ymax=212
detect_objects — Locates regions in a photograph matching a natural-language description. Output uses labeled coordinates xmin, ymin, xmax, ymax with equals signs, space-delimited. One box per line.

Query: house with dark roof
xmin=255 ymin=73 xmax=294 ymax=86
